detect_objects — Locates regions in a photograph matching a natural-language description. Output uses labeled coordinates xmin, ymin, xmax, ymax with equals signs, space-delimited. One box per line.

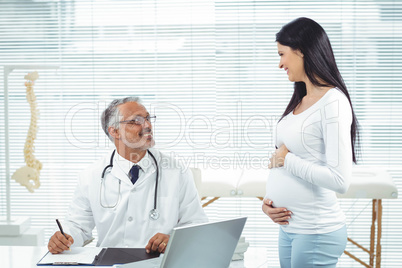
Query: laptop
xmin=114 ymin=217 xmax=247 ymax=268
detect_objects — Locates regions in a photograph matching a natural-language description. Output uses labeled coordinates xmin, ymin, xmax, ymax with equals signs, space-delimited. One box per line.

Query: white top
xmin=265 ymin=88 xmax=353 ymax=234
xmin=63 ymin=148 xmax=208 ymax=248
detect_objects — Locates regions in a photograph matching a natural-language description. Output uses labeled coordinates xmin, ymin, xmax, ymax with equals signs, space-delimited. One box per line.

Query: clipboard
xmin=37 ymin=247 xmax=160 ymax=266
xmin=94 ymin=248 xmax=160 ymax=266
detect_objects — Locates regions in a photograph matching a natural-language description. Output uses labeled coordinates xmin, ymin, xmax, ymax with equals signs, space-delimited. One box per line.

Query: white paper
xmin=38 ymin=247 xmax=103 ymax=265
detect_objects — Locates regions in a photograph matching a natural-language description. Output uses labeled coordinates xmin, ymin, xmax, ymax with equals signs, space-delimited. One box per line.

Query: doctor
xmin=48 ymin=97 xmax=208 ymax=254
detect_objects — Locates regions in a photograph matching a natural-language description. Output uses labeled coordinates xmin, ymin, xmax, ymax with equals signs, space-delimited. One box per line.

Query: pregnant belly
xmin=265 ymin=168 xmax=314 ymax=210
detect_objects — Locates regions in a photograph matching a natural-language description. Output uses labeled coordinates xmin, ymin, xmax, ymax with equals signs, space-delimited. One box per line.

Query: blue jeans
xmin=278 ymin=225 xmax=347 ymax=268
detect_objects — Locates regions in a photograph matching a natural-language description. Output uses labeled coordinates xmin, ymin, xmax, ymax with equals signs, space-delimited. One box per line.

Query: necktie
xmin=130 ymin=165 xmax=140 ymax=185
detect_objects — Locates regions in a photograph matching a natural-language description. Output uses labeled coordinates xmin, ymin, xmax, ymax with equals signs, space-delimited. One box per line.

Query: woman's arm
xmin=284 ymin=98 xmax=353 ymax=194
xmin=270 ymin=97 xmax=353 ymax=194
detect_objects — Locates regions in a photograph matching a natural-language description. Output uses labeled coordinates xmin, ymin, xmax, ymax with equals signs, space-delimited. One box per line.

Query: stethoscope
xmin=100 ymin=149 xmax=160 ymax=220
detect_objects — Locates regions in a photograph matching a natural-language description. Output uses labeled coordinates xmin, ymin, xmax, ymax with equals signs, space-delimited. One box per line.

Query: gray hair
xmin=101 ymin=97 xmax=141 ymax=142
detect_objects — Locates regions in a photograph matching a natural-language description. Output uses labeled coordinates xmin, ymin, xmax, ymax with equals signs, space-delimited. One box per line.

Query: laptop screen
xmin=161 ymin=217 xmax=247 ymax=268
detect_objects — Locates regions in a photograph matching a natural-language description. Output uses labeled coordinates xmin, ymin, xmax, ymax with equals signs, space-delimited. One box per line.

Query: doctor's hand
xmin=48 ymin=231 xmax=74 ymax=254
xmin=146 ymin=233 xmax=170 ymax=253
xmin=262 ymin=198 xmax=292 ymax=225
xmin=268 ymin=144 xmax=289 ymax=169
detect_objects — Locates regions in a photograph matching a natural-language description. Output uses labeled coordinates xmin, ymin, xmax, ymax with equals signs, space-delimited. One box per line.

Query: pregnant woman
xmin=262 ymin=17 xmax=359 ymax=268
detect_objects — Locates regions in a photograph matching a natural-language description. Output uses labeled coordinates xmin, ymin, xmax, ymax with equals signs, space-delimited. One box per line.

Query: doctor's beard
xmin=124 ymin=128 xmax=155 ymax=150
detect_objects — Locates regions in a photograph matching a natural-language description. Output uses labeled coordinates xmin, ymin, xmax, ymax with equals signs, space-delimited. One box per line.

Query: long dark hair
xmin=276 ymin=17 xmax=359 ymax=163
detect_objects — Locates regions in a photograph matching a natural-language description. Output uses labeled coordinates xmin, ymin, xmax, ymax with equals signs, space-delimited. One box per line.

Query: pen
xmin=56 ymin=219 xmax=71 ymax=251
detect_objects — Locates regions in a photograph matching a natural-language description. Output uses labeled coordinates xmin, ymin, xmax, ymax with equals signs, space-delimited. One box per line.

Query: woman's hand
xmin=262 ymin=198 xmax=292 ymax=225
xmin=268 ymin=144 xmax=289 ymax=169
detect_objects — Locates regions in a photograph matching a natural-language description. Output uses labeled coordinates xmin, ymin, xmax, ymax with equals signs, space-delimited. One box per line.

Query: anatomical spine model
xmin=11 ymin=71 xmax=43 ymax=192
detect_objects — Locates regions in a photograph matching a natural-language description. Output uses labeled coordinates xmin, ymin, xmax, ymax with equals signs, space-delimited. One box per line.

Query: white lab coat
xmin=63 ymin=148 xmax=208 ymax=248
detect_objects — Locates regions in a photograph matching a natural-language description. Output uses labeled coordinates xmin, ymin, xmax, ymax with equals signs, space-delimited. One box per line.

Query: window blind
xmin=0 ymin=0 xmax=401 ymax=266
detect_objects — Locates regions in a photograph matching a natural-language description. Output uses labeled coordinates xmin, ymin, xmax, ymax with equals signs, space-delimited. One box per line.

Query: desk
xmin=0 ymin=246 xmax=270 ymax=268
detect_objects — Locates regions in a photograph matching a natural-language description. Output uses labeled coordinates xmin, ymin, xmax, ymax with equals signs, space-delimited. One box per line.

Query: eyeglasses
xmin=119 ymin=115 xmax=156 ymax=125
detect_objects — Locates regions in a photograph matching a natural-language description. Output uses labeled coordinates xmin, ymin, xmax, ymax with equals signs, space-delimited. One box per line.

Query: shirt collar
xmin=115 ymin=150 xmax=155 ymax=175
